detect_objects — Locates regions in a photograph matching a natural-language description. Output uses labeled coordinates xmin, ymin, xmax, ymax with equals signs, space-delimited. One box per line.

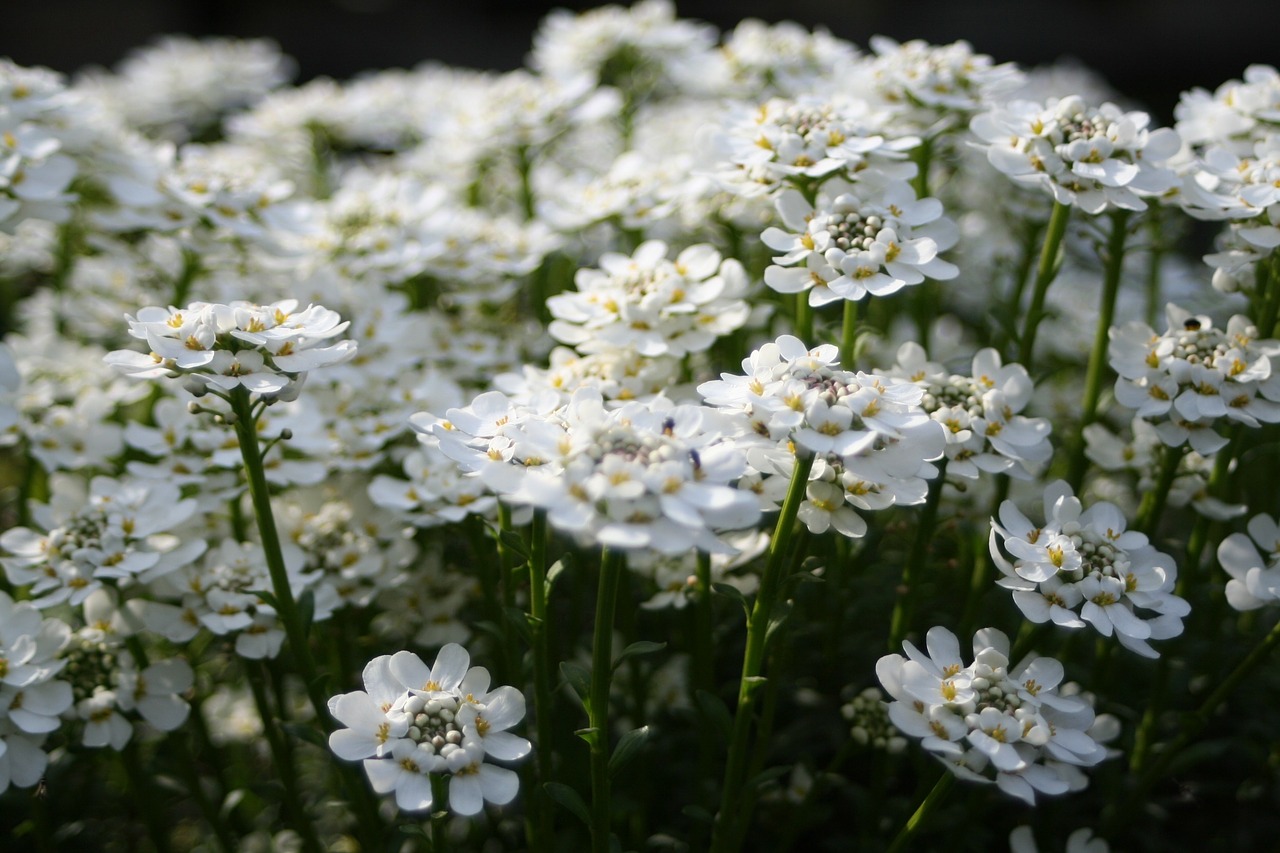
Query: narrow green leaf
xmin=712 ymin=582 xmax=751 ymax=618
xmin=545 ymin=555 xmax=571 ymax=594
xmin=612 ymin=640 xmax=667 ymax=671
xmin=297 ymin=589 xmax=315 ymax=638
xmin=496 ymin=527 xmax=531 ymax=561
xmin=559 ymin=661 xmax=591 ymax=704
xmin=609 ymin=725 xmax=652 ymax=778
xmin=695 ymin=690 xmax=732 ymax=743
xmin=246 ymin=588 xmax=278 ymax=610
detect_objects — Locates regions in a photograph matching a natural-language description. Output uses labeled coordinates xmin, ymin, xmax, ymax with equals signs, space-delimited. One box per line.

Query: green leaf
xmin=608 ymin=725 xmax=652 ymax=778
xmin=503 ymin=607 xmax=533 ymax=644
xmin=712 ymin=582 xmax=751 ymax=618
xmin=765 ymin=601 xmax=792 ymax=645
xmin=682 ymin=804 xmax=714 ymax=824
xmin=496 ymin=527 xmax=531 ymax=561
xmin=546 ymin=555 xmax=571 ymax=594
xmin=560 ymin=661 xmax=592 ymax=704
xmin=613 ymin=640 xmax=666 ymax=671
xmin=246 ymin=588 xmax=278 ymax=610
xmin=745 ymin=764 xmax=791 ymax=792
xmin=695 ymin=690 xmax=732 ymax=743
xmin=297 ymin=589 xmax=315 ymax=638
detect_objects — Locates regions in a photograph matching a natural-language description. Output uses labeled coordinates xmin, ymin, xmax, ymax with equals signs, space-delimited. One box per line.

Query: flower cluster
xmin=878 ymin=342 xmax=1051 ymax=479
xmin=878 ymin=626 xmax=1111 ymax=805
xmin=426 ymin=389 xmax=761 ymax=554
xmin=328 ymin=644 xmax=529 ymax=816
xmin=761 ymin=179 xmax=958 ymax=306
xmin=105 ymin=299 xmax=356 ymax=399
xmin=1109 ymin=304 xmax=1280 ymax=455
xmin=0 ymin=476 xmax=204 ymax=609
xmin=546 ymin=240 xmax=750 ymax=358
xmin=1 ymin=60 xmax=79 ymax=231
xmin=990 ymin=481 xmax=1188 ymax=658
xmin=0 ymin=591 xmax=71 ymax=795
xmin=698 ymin=335 xmax=944 ymax=538
xmin=970 ymin=95 xmax=1180 ymax=213
xmin=1217 ymin=513 xmax=1280 ymax=611
xmin=713 ymin=95 xmax=916 ymax=198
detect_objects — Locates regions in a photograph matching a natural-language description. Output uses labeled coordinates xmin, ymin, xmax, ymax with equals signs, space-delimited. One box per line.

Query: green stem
xmin=588 ymin=548 xmax=626 ymax=853
xmin=228 ymin=387 xmax=330 ymax=725
xmin=841 ymin=298 xmax=863 ymax=368
xmin=910 ymin=137 xmax=933 ymax=200
xmin=526 ymin=511 xmax=555 ymax=849
xmin=120 ymin=741 xmax=173 ymax=853
xmin=431 ymin=774 xmax=450 ymax=852
xmin=885 ymin=770 xmax=954 ymax=853
xmin=889 ymin=459 xmax=949 ymax=649
xmin=1067 ymin=210 xmax=1131 ymax=492
xmin=1017 ymin=202 xmax=1072 ymax=367
xmin=959 ymin=475 xmax=1010 ymax=637
xmin=795 ymin=292 xmax=813 ymax=342
xmin=1135 ymin=444 xmax=1184 ymax=536
xmin=710 ymin=452 xmax=815 ymax=853
xmin=245 ymin=660 xmax=323 ymax=853
xmin=1120 ymin=615 xmax=1280 ymax=825
xmin=516 ymin=144 xmax=537 ymax=222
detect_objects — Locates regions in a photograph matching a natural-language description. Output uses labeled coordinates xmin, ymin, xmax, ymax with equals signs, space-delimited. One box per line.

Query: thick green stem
xmin=885 ymin=770 xmax=954 ymax=853
xmin=1135 ymin=444 xmax=1184 ymax=536
xmin=525 ymin=511 xmax=555 ymax=849
xmin=228 ymin=388 xmax=329 ymax=724
xmin=889 ymin=459 xmax=949 ymax=649
xmin=1067 ymin=210 xmax=1131 ymax=491
xmin=710 ymin=452 xmax=815 ymax=853
xmin=431 ymin=774 xmax=450 ymax=852
xmin=1017 ymin=201 xmax=1072 ymax=367
xmin=841 ymin=298 xmax=863 ymax=369
xmin=588 ymin=548 xmax=625 ymax=853
xmin=120 ymin=741 xmax=173 ymax=853
xmin=244 ymin=661 xmax=322 ymax=853
xmin=795 ymin=292 xmax=813 ymax=342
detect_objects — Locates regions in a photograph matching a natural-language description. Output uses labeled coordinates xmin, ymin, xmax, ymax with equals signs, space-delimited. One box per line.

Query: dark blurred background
xmin=4 ymin=0 xmax=1279 ymax=120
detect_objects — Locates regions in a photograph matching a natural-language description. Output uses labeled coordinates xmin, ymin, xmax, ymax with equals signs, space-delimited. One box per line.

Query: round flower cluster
xmin=698 ymin=335 xmax=944 ymax=539
xmin=1108 ymin=303 xmax=1280 ymax=455
xmin=713 ymin=95 xmax=917 ymax=198
xmin=1174 ymin=64 xmax=1280 ymax=154
xmin=0 ymin=476 xmax=204 ymax=610
xmin=857 ymin=36 xmax=1023 ymax=136
xmin=1180 ymin=134 xmax=1280 ymax=290
xmin=546 ymin=240 xmax=750 ymax=358
xmin=878 ymin=626 xmax=1111 ymax=805
xmin=761 ymin=179 xmax=958 ymax=306
xmin=328 ymin=644 xmax=529 ymax=816
xmin=969 ymin=95 xmax=1180 ymax=213
xmin=0 ymin=590 xmax=71 ymax=795
xmin=1217 ymin=513 xmax=1280 ymax=611
xmin=105 ymin=299 xmax=356 ymax=399
xmin=426 ymin=388 xmax=761 ymax=555
xmin=878 ymin=343 xmax=1051 ymax=480
xmin=59 ymin=593 xmax=193 ymax=750
xmin=990 ymin=480 xmax=1188 ymax=658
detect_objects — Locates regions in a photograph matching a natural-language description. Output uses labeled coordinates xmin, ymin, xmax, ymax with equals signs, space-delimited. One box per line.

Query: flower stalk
xmin=1017 ymin=201 xmax=1072 ymax=366
xmin=588 ymin=547 xmax=626 ymax=853
xmin=711 ymin=451 xmax=815 ymax=853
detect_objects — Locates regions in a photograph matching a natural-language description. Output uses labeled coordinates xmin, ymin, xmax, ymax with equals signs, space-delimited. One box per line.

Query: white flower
xmin=971 ymin=95 xmax=1181 ymax=213
xmin=991 ymin=480 xmax=1188 ymax=658
xmin=547 ymin=240 xmax=750 ymax=358
xmin=330 ymin=644 xmax=529 ymax=816
xmin=879 ymin=626 xmax=1106 ymax=805
xmin=1217 ymin=513 xmax=1280 ymax=610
